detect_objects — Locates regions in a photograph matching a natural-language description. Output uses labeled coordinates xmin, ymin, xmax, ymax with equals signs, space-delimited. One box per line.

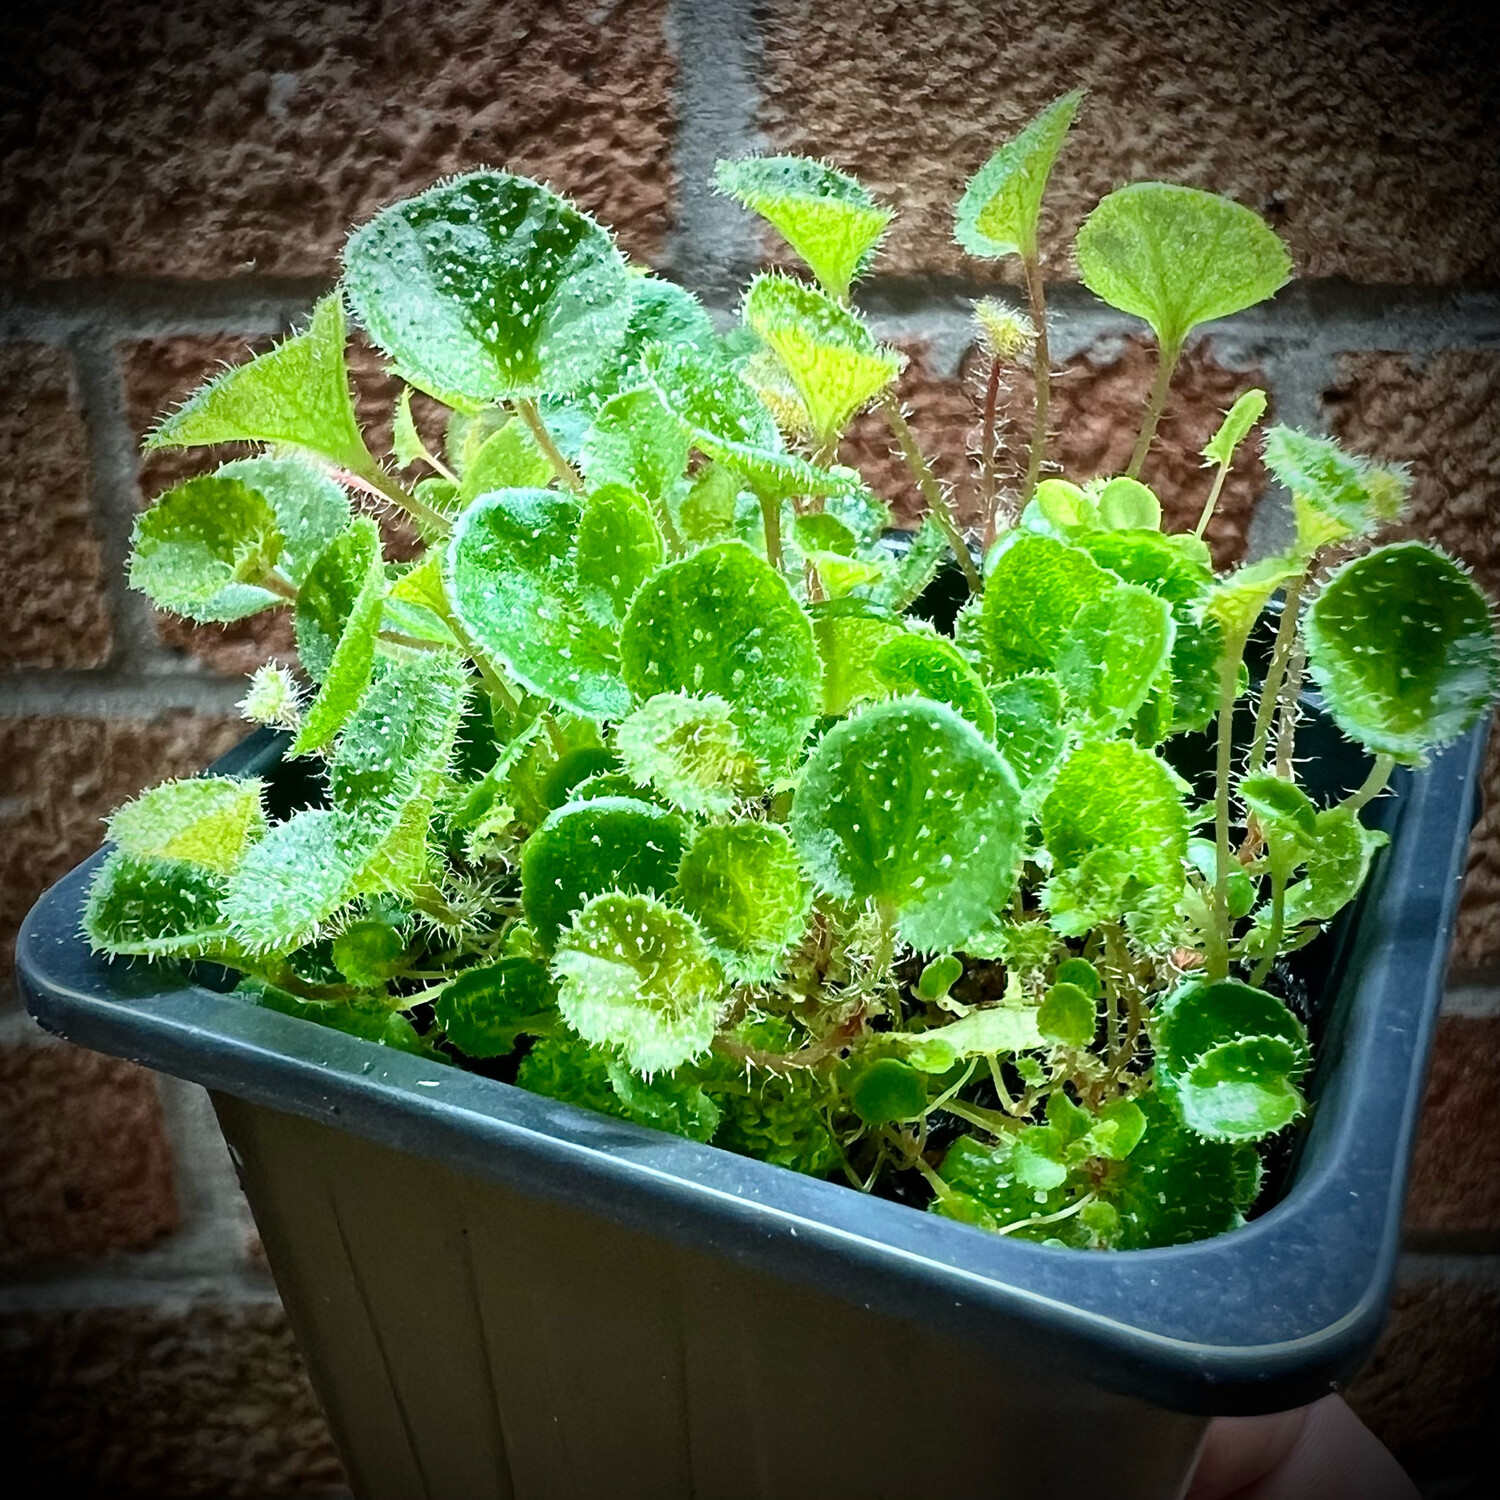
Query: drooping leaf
xmin=871 ymin=630 xmax=996 ymax=737
xmin=792 ymin=699 xmax=1024 ymax=952
xmin=520 ymin=796 xmax=687 ymax=951
xmin=1203 ymin=388 xmax=1269 ymax=469
xmin=1203 ymin=553 xmax=1303 ymax=645
xmin=987 ymin=672 xmax=1066 ymax=789
xmin=1075 ymin=184 xmax=1292 ymax=352
xmin=433 ymin=956 xmax=558 ymax=1059
xmin=446 ymin=487 xmax=630 ymax=720
xmin=130 ymin=475 xmax=284 ymax=622
xmin=244 ymin=977 xmax=437 ymax=1058
xmin=457 ymin=419 xmax=553 ymax=502
xmin=898 ymin=1005 xmax=1045 ymax=1074
xmin=715 ymin=155 xmax=892 ymax=299
xmin=578 ymin=387 xmax=693 ymax=504
xmin=1304 ymin=542 xmax=1500 ymax=760
xmin=108 ymin=777 xmax=266 ymax=876
xmin=83 ymin=852 xmax=232 ymax=959
xmin=1056 ymin=582 xmax=1176 ymax=730
xmin=553 ymin=891 xmax=724 ymax=1073
xmin=954 ymin=89 xmax=1083 ymax=260
xmin=742 ymin=275 xmax=904 ymax=446
xmin=343 ymin=171 xmax=634 ymax=403
xmin=675 ymin=820 xmax=810 ymax=981
xmin=980 ymin=532 xmax=1113 ymax=677
xmin=146 ymin=295 xmax=377 ymax=475
xmin=615 ymin=692 xmax=760 ymax=815
xmin=620 ymin=541 xmax=820 ymax=779
xmin=222 ymin=809 xmax=356 ymax=955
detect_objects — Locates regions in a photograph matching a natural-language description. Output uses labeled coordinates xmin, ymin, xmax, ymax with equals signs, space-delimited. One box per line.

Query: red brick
xmin=0 ymin=1045 xmax=178 ymax=1267
xmin=0 ymin=0 xmax=676 ymax=280
xmin=1 ymin=344 xmax=111 ymax=670
xmin=761 ymin=0 xmax=1500 ymax=283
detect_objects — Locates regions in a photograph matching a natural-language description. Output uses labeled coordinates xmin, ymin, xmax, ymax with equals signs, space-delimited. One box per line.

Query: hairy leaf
xmin=84 ymin=852 xmax=231 ymax=959
xmin=1174 ymin=1035 xmax=1305 ymax=1141
xmin=615 ymin=692 xmax=760 ymax=815
xmin=578 ymin=388 xmax=692 ymax=504
xmin=222 ymin=810 xmax=356 ymax=955
xmin=108 ymin=777 xmax=266 ymax=876
xmin=1038 ymin=981 xmax=1097 ymax=1048
xmin=1282 ymin=806 xmax=1388 ymax=927
xmin=872 ymin=630 xmax=996 ymax=737
xmin=987 ymin=672 xmax=1066 ymax=789
xmin=1096 ymin=476 xmax=1162 ymax=531
xmin=457 ymin=419 xmax=553 ymax=502
xmin=1203 ymin=388 xmax=1269 ymax=469
xmin=1263 ymin=426 xmax=1406 ymax=544
xmin=980 ymin=532 xmax=1113 ymax=677
xmin=1152 ymin=978 xmax=1308 ymax=1079
xmin=1056 ymin=582 xmax=1176 ymax=730
xmin=434 ymin=956 xmax=557 ymax=1059
xmin=813 ymin=600 xmax=907 ymax=715
xmin=850 ymin=1058 xmax=929 ymax=1125
xmin=578 ymin=275 xmax=717 ymax=410
xmin=574 ymin=484 xmax=663 ymax=628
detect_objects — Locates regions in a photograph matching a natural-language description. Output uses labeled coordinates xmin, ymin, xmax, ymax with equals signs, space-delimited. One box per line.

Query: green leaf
xmin=620 ymin=541 xmax=821 ymax=780
xmin=130 ymin=475 xmax=284 ymax=622
xmin=291 ymin=517 xmax=386 ymax=755
xmin=1040 ymin=740 xmax=1190 ymax=942
xmin=1282 ymin=806 xmax=1388 ymax=927
xmin=987 ymin=672 xmax=1067 ymax=789
xmin=716 ymin=155 xmax=892 ymax=299
xmin=1174 ymin=1035 xmax=1305 ymax=1141
xmin=576 ymin=275 xmax=718 ymax=410
xmin=331 ymin=918 xmax=408 ymax=988
xmin=677 ymin=462 xmax=742 ymax=545
xmin=791 ymin=699 xmax=1024 ymax=952
xmin=862 ymin=516 xmax=946 ymax=611
xmin=84 ymin=852 xmax=231 ymax=959
xmin=553 ymin=891 xmax=724 ymax=1073
xmin=954 ymin=89 xmax=1083 ymax=260
xmin=1203 ymin=553 xmax=1302 ymax=645
xmin=517 ymin=1033 xmax=623 ymax=1118
xmin=343 ymin=171 xmax=633 ymax=403
xmin=578 ymin=388 xmax=693 ymax=505
xmin=743 ymin=275 xmax=904 ymax=446
xmin=457 ymin=419 xmax=553 ymax=502
xmin=146 ymin=295 xmax=376 ymax=475
xmin=1203 ymin=388 xmax=1268 ymax=468
xmin=1304 ymin=542 xmax=1500 ymax=760
xmin=850 ymin=1057 xmax=929 ymax=1125
xmin=899 ymin=1005 xmax=1045 ymax=1073
xmin=221 ymin=455 xmax=353 ymax=587
xmin=615 ymin=692 xmax=760 ymax=816
xmin=915 ymin=954 xmax=963 ymax=1002
xmin=391 ymin=387 xmax=427 ymax=469
xmin=675 ymin=820 xmax=810 ymax=981
xmin=1263 ymin=426 xmax=1405 ymax=544
xmin=521 ymin=796 xmax=687 ymax=951
xmin=573 ymin=483 xmax=663 ymax=629
xmin=1152 ymin=977 xmax=1308 ymax=1079
xmin=813 ymin=600 xmax=907 ymax=715
xmin=872 ymin=631 xmax=996 ymax=737
xmin=980 ymin=533 xmax=1113 ymax=678
xmin=793 ymin=512 xmax=858 ymax=557
xmin=1187 ymin=838 xmax=1258 ymax=920
xmin=605 ymin=1061 xmax=722 ymax=1143
xmin=1240 ymin=771 xmax=1316 ymax=843
xmin=244 ymin=978 xmax=438 ymax=1059
xmin=540 ymin=744 xmax=619 ymax=812
xmin=1075 ymin=184 xmax=1291 ymax=352
xmin=1096 ymin=476 xmax=1162 ymax=531
xmin=1056 ymin=582 xmax=1176 ymax=730
xmin=433 ymin=957 xmax=557 ymax=1059
xmin=1038 ymin=981 xmax=1096 ymax=1048
xmin=1055 ymin=957 xmax=1102 ymax=999
xmin=222 ymin=809 xmax=356 ymax=955
xmin=1024 ymin=477 xmax=1098 ymax=535
xmin=108 ymin=777 xmax=266 ymax=876
xmin=446 ymin=487 xmax=630 ymax=720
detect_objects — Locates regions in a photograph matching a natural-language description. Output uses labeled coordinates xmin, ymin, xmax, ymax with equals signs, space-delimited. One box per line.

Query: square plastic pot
xmin=17 ymin=721 xmax=1487 ymax=1500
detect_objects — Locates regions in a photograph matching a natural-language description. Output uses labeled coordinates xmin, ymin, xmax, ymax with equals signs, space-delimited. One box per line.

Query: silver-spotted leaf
xmin=222 ymin=809 xmax=357 ymax=955
xmin=84 ymin=852 xmax=232 ymax=959
xmin=578 ymin=387 xmax=693 ymax=504
xmin=615 ymin=692 xmax=760 ymax=815
xmin=980 ymin=532 xmax=1113 ymax=678
xmin=1263 ymin=426 xmax=1406 ymax=545
xmin=872 ymin=631 xmax=996 ymax=737
xmin=434 ymin=957 xmax=557 ymax=1059
xmin=574 ymin=484 xmax=663 ymax=628
xmin=987 ymin=672 xmax=1066 ymax=789
xmin=1056 ymin=582 xmax=1176 ymax=730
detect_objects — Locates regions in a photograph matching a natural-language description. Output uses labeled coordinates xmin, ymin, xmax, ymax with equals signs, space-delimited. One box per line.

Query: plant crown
xmin=90 ymin=94 xmax=1500 ymax=1251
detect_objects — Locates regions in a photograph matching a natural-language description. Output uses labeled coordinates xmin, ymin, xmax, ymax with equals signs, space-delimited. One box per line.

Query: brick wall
xmin=2 ymin=1 xmax=1497 ymax=1494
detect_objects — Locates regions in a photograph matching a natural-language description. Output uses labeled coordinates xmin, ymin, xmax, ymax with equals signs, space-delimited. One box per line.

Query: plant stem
xmin=346 ymin=464 xmax=453 ymax=535
xmin=516 ymin=398 xmax=584 ymax=493
xmin=979 ymin=354 xmax=1004 ymax=548
xmin=993 ymin=1191 xmax=1095 ymax=1238
xmin=938 ymin=1097 xmax=1022 ymax=1137
xmin=1209 ymin=653 xmax=1241 ymax=979
xmin=1249 ymin=867 xmax=1286 ymax=987
xmin=1019 ymin=252 xmax=1052 ymax=508
xmin=1248 ymin=580 xmax=1304 ymax=773
xmin=1126 ymin=340 xmax=1182 ymax=480
xmin=1341 ymin=753 xmax=1396 ymax=815
xmin=436 ymin=605 xmax=519 ymax=717
xmin=1194 ymin=463 xmax=1229 ymax=540
xmin=1274 ymin=642 xmax=1306 ymax=779
xmin=260 ymin=569 xmax=298 ymax=602
xmin=878 ymin=393 xmax=982 ymax=595
xmin=757 ymin=489 xmax=785 ymax=574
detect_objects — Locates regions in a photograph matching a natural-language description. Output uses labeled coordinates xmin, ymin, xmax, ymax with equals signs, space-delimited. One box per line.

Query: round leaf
xmin=988 ymin=672 xmax=1066 ymax=789
xmin=434 ymin=957 xmax=557 ymax=1059
xmin=1038 ymin=981 xmax=1096 ymax=1048
xmin=574 ymin=484 xmax=664 ymax=628
xmin=980 ymin=532 xmax=1113 ymax=678
xmin=1096 ymin=476 xmax=1162 ymax=531
xmin=1054 ymin=957 xmax=1102 ymax=1000
xmin=1056 ymin=582 xmax=1176 ymax=730
xmin=1152 ymin=978 xmax=1309 ymax=1079
xmin=615 ymin=692 xmax=760 ymax=816
xmin=1175 ymin=1036 xmax=1305 ymax=1141
xmin=850 ymin=1058 xmax=929 ymax=1125
xmin=872 ymin=631 xmax=996 ymax=738
xmin=84 ymin=852 xmax=230 ymax=960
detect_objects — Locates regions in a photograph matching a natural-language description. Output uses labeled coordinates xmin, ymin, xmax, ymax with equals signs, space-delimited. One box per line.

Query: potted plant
xmin=20 ymin=92 xmax=1498 ymax=1499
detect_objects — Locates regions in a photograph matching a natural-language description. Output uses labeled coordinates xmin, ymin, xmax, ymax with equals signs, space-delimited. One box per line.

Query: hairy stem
xmin=757 ymin=489 xmax=785 ymax=574
xmin=345 ymin=464 xmax=453 ymax=535
xmin=1019 ymin=253 xmax=1052 ymax=508
xmin=1342 ymin=753 xmax=1396 ymax=815
xmin=1210 ymin=653 xmax=1242 ymax=979
xmin=1248 ymin=580 xmax=1304 ymax=773
xmin=878 ymin=394 xmax=982 ymax=595
xmin=979 ymin=353 xmax=1004 ymax=548
xmin=260 ymin=568 xmax=298 ymax=602
xmin=1126 ymin=340 xmax=1183 ymax=480
xmin=1194 ymin=463 xmax=1229 ymax=540
xmin=1274 ymin=642 xmax=1306 ymax=779
xmin=516 ymin=398 xmax=584 ymax=493
xmin=1249 ymin=866 xmax=1286 ymax=988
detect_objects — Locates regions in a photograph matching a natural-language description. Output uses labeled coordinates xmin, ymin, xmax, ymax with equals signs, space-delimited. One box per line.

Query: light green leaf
xmin=988 ymin=672 xmax=1066 ymax=789
xmin=446 ymin=487 xmax=630 ymax=720
xmin=1056 ymin=583 xmax=1176 ymax=730
xmin=621 ymin=541 xmax=820 ymax=779
xmin=677 ymin=462 xmax=742 ymax=545
xmin=578 ymin=388 xmax=693 ymax=505
xmin=344 ymin=171 xmax=633 ymax=403
xmin=1075 ymin=184 xmax=1291 ymax=352
xmin=1203 ymin=389 xmax=1268 ymax=469
xmin=1304 ymin=542 xmax=1500 ymax=760
xmin=291 ymin=517 xmax=386 ymax=754
xmin=130 ymin=475 xmax=284 ymax=622
xmin=1175 ymin=1036 xmax=1305 ymax=1141
xmin=1282 ymin=806 xmax=1388 ymax=927
xmin=861 ymin=517 xmax=947 ymax=611
xmin=457 ymin=419 xmax=553 ymax=503
xmin=743 ymin=275 xmax=904 ymax=446
xmin=222 ymin=809 xmax=357 ymax=955
xmin=553 ymin=891 xmax=724 ymax=1074
xmin=1024 ymin=477 xmax=1098 ymax=536
xmin=219 ymin=454 xmax=352 ymax=587
xmin=108 ymin=777 xmax=266 ymax=876
xmin=574 ymin=484 xmax=663 ymax=628
xmin=899 ymin=1005 xmax=1045 ymax=1073
xmin=1096 ymin=476 xmax=1162 ymax=531
xmin=433 ymin=957 xmax=557 ymax=1059
xmin=391 ymin=387 xmax=427 ymax=469
xmin=331 ymin=918 xmax=408 ymax=988
xmin=813 ymin=599 xmax=907 ymax=715
xmin=715 ymin=155 xmax=892 ymax=299
xmin=954 ymin=90 xmax=1083 ymax=260
xmin=1203 ymin=553 xmax=1302 ymax=645
xmin=1240 ymin=772 xmax=1316 ymax=842
xmin=791 ymin=699 xmax=1024 ymax=952
xmin=872 ymin=630 xmax=996 ymax=737
xmin=84 ymin=852 xmax=232 ymax=959
xmin=850 ymin=1058 xmax=929 ymax=1125
xmin=146 ymin=295 xmax=377 ymax=476
xmin=1263 ymin=426 xmax=1406 ymax=545
xmin=675 ymin=820 xmax=810 ymax=981
xmin=980 ymin=532 xmax=1113 ymax=677
xmin=521 ymin=796 xmax=686 ymax=951
xmin=576 ymin=275 xmax=718 ymax=410
xmin=615 ymin=692 xmax=760 ymax=816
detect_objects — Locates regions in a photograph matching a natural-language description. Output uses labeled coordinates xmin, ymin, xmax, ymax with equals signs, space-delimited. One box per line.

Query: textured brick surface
xmin=2 ymin=343 xmax=111 ymax=670
xmin=844 ymin=334 xmax=1266 ymax=567
xmin=1323 ymin=350 xmax=1500 ymax=973
xmin=1407 ymin=1017 xmax=1500 ymax=1241
xmin=761 ymin=0 xmax=1500 ymax=283
xmin=0 ymin=0 xmax=677 ymax=280
xmin=1346 ymin=1261 xmax=1500 ymax=1466
xmin=0 ymin=714 xmax=241 ymax=985
xmin=0 ymin=1045 xmax=177 ymax=1267
xmin=0 ymin=1302 xmax=346 ymax=1496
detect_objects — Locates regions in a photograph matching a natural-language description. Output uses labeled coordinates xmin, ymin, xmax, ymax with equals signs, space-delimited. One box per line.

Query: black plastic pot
xmin=17 ymin=717 xmax=1487 ymax=1500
